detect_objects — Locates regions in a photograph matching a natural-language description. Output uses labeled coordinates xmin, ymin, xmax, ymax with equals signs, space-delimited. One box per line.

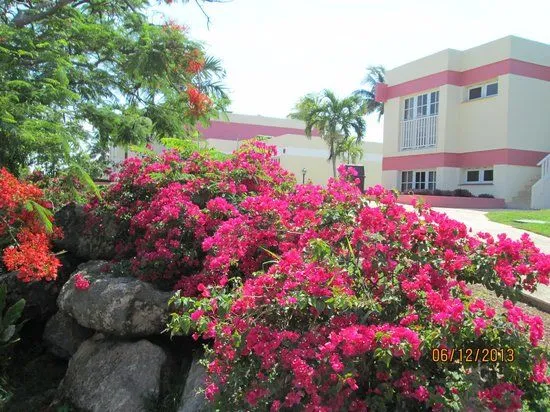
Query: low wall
xmin=397 ymin=194 xmax=506 ymax=209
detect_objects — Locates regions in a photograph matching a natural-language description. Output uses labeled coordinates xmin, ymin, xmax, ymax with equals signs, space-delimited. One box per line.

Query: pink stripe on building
xmin=376 ymin=59 xmax=550 ymax=102
xmin=198 ymin=121 xmax=315 ymax=141
xmin=382 ymin=149 xmax=549 ymax=170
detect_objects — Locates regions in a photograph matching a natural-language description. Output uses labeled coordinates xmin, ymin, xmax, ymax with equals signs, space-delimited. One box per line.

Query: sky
xmin=152 ymin=0 xmax=550 ymax=142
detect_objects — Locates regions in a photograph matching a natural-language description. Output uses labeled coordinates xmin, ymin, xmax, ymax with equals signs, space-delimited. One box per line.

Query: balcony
xmin=400 ymin=115 xmax=437 ymax=150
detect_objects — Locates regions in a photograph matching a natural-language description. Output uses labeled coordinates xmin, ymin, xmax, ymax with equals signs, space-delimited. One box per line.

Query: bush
xmin=87 ymin=140 xmax=296 ymax=287
xmin=90 ymin=142 xmax=550 ymax=410
xmin=452 ymin=188 xmax=474 ymax=197
xmin=0 ymin=169 xmax=61 ymax=282
xmin=478 ymin=193 xmax=495 ymax=199
xmin=164 ymin=164 xmax=550 ymax=411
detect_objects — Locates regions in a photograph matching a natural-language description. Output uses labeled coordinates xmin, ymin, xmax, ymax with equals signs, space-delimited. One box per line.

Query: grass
xmin=486 ymin=209 xmax=550 ymax=237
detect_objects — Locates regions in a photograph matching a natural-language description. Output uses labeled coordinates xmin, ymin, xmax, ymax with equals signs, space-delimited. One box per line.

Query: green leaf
xmin=0 ymin=285 xmax=6 ymax=314
xmin=3 ymin=298 xmax=25 ymax=330
xmin=1 ymin=325 xmax=16 ymax=343
xmin=68 ymin=164 xmax=102 ymax=200
xmin=25 ymin=200 xmax=53 ymax=234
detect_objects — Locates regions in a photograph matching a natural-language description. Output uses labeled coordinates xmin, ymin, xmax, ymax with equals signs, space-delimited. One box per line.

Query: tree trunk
xmin=332 ymin=157 xmax=337 ymax=178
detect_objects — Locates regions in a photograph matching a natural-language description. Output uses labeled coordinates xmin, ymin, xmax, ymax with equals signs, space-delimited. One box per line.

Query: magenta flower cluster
xmin=89 ymin=140 xmax=550 ymax=410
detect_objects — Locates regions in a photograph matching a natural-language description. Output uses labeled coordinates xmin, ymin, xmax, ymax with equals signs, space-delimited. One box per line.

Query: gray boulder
xmin=59 ymin=335 xmax=167 ymax=412
xmin=179 ymin=356 xmax=208 ymax=412
xmin=57 ymin=261 xmax=172 ymax=337
xmin=54 ymin=203 xmax=117 ymax=261
xmin=43 ymin=311 xmax=93 ymax=359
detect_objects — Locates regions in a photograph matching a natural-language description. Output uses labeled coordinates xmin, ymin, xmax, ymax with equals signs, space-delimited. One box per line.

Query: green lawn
xmin=486 ymin=209 xmax=550 ymax=237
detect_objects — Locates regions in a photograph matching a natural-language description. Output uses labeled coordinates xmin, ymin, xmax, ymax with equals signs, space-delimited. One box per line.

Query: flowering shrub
xmin=87 ymin=140 xmax=295 ymax=286
xmin=162 ymin=163 xmax=550 ymax=410
xmin=0 ymin=168 xmax=61 ymax=282
xmin=87 ymin=140 xmax=550 ymax=409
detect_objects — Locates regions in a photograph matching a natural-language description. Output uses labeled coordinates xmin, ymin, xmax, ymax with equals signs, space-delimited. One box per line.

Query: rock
xmin=57 ymin=261 xmax=172 ymax=337
xmin=59 ymin=335 xmax=167 ymax=412
xmin=43 ymin=311 xmax=93 ymax=359
xmin=0 ymin=253 xmax=76 ymax=320
xmin=178 ymin=356 xmax=208 ymax=412
xmin=54 ymin=203 xmax=117 ymax=261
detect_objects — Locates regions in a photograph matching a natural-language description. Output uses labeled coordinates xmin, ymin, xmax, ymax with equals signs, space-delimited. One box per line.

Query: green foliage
xmin=354 ymin=65 xmax=386 ymax=121
xmin=289 ymin=90 xmax=367 ymax=177
xmin=0 ymin=1 xmax=229 ymax=176
xmin=336 ymin=136 xmax=364 ymax=164
xmin=0 ymin=285 xmax=25 ymax=349
xmin=160 ymin=137 xmax=230 ymax=161
xmin=23 ymin=200 xmax=53 ymax=234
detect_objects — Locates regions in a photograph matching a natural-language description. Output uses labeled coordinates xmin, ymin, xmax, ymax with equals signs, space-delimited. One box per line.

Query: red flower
xmin=186 ymin=86 xmax=211 ymax=117
xmin=74 ymin=273 xmax=90 ymax=290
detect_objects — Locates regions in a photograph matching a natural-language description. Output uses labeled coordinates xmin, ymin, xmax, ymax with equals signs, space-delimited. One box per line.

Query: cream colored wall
xmin=453 ymin=76 xmax=509 ymax=152
xmin=270 ymin=134 xmax=382 ymax=186
xmin=492 ymin=165 xmax=540 ymax=203
xmin=506 ymin=75 xmax=550 ymax=152
xmin=386 ymin=49 xmax=461 ymax=85
xmin=434 ymin=167 xmax=461 ymax=190
xmin=385 ymin=36 xmax=550 ymax=87
xmin=509 ymin=36 xmax=550 ymax=67
xmin=531 ymin=178 xmax=550 ymax=209
xmin=382 ymin=170 xmax=399 ymax=190
xmin=206 ymin=138 xmax=239 ymax=153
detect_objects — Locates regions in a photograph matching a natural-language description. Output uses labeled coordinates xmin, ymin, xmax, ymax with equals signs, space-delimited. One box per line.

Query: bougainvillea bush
xmin=0 ymin=168 xmax=61 ymax=282
xmin=87 ymin=140 xmax=296 ymax=288
xmin=90 ymin=141 xmax=550 ymax=410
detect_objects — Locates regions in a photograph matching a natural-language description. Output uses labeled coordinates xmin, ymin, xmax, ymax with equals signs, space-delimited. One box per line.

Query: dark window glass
xmin=428 ymin=171 xmax=436 ymax=190
xmin=467 ymin=170 xmax=480 ymax=182
xmin=469 ymin=87 xmax=482 ymax=100
xmin=415 ymin=171 xmax=426 ymax=189
xmin=486 ymin=83 xmax=498 ymax=96
xmin=483 ymin=169 xmax=494 ymax=182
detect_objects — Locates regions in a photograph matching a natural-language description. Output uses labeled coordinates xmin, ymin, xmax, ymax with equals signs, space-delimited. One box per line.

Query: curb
xmin=519 ymin=292 xmax=550 ymax=314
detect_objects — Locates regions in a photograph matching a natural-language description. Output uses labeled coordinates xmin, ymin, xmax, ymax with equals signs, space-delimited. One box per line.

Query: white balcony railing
xmin=400 ymin=115 xmax=438 ymax=150
xmin=537 ymin=153 xmax=550 ymax=180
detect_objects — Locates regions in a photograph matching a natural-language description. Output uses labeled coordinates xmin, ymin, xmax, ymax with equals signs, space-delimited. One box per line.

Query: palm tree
xmin=354 ymin=65 xmax=385 ymax=121
xmin=289 ymin=90 xmax=367 ymax=177
xmin=336 ymin=136 xmax=364 ymax=164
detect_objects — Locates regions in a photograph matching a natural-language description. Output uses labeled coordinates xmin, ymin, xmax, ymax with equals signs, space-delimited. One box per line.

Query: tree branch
xmin=194 ymin=0 xmax=211 ymax=29
xmin=13 ymin=0 xmax=78 ymax=28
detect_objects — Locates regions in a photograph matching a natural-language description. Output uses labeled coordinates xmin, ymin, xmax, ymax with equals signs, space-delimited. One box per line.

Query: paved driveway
xmin=432 ymin=208 xmax=550 ymax=254
xmin=432 ymin=207 xmax=550 ymax=305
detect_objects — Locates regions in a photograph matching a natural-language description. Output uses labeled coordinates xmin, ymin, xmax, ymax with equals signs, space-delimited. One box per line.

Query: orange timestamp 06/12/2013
xmin=431 ymin=347 xmax=515 ymax=363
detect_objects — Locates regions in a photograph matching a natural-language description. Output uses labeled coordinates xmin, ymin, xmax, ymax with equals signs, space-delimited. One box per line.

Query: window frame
xmin=403 ymin=90 xmax=439 ymax=121
xmin=400 ymin=169 xmax=437 ymax=192
xmin=464 ymin=168 xmax=494 ymax=183
xmin=467 ymin=81 xmax=498 ymax=101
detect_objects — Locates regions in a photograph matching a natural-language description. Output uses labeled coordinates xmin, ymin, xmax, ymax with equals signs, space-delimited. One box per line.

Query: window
xmin=401 ymin=171 xmax=413 ymax=191
xmin=486 ymin=83 xmax=498 ymax=96
xmin=468 ymin=87 xmax=482 ymax=100
xmin=465 ymin=168 xmax=493 ymax=183
xmin=467 ymin=82 xmax=498 ymax=101
xmin=466 ymin=170 xmax=480 ymax=182
xmin=401 ymin=170 xmax=436 ymax=191
xmin=483 ymin=169 xmax=493 ymax=182
xmin=428 ymin=171 xmax=436 ymax=190
xmin=403 ymin=91 xmax=439 ymax=120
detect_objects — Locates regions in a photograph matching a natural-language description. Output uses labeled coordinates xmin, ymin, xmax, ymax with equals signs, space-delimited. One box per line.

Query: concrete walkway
xmin=433 ymin=207 xmax=550 ymax=310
